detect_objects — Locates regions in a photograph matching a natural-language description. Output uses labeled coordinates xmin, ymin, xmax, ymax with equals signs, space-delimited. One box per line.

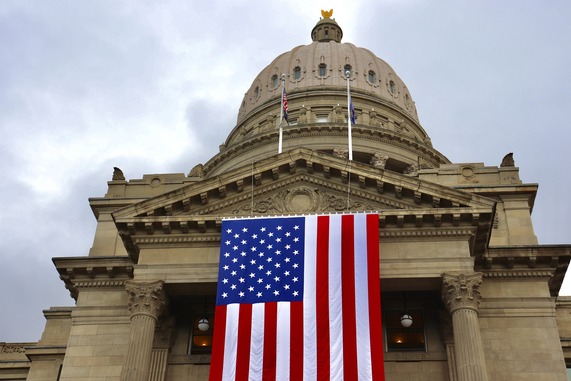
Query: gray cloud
xmin=1 ymin=0 xmax=570 ymax=342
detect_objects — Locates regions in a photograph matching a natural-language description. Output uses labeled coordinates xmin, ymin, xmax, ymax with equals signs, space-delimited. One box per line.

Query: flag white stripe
xmin=303 ymin=215 xmax=318 ymax=381
xmin=354 ymin=214 xmax=373 ymax=380
xmin=276 ymin=302 xmax=291 ymax=381
xmin=328 ymin=215 xmax=344 ymax=380
xmin=222 ymin=304 xmax=240 ymax=381
xmin=249 ymin=303 xmax=265 ymax=381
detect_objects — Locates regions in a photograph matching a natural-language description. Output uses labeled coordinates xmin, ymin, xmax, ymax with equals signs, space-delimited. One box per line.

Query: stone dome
xmin=203 ymin=15 xmax=448 ymax=177
xmin=237 ymin=43 xmax=419 ymax=126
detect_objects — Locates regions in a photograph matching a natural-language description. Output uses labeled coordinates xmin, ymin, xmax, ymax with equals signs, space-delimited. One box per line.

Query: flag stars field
xmin=215 ymin=218 xmax=306 ymax=305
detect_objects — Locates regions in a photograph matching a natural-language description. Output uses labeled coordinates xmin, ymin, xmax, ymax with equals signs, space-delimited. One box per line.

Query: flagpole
xmin=346 ymin=70 xmax=353 ymax=161
xmin=278 ymin=74 xmax=285 ymax=154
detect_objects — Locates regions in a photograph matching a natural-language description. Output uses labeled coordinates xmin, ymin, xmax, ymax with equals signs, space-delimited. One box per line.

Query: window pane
xmin=294 ymin=67 xmax=301 ymax=80
xmin=384 ymin=309 xmax=425 ymax=352
xmin=190 ymin=314 xmax=214 ymax=354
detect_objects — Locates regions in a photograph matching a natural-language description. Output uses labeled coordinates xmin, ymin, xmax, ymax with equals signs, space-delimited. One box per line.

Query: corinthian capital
xmin=125 ymin=280 xmax=167 ymax=320
xmin=442 ymin=273 xmax=483 ymax=313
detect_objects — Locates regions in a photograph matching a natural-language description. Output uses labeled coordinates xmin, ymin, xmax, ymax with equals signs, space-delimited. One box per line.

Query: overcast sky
xmin=1 ymin=1 xmax=570 ymax=343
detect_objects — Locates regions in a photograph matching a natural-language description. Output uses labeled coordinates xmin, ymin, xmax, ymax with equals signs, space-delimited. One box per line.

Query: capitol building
xmin=2 ymin=12 xmax=571 ymax=381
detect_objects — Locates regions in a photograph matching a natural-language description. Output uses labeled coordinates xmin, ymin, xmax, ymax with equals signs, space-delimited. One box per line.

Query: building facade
xmin=2 ymin=13 xmax=571 ymax=381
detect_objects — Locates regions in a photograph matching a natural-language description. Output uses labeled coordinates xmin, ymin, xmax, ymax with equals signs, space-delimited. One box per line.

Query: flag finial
xmin=321 ymin=9 xmax=333 ymax=19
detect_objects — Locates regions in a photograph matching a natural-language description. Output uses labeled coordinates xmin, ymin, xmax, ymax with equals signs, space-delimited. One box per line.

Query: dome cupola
xmin=311 ymin=10 xmax=343 ymax=43
xmin=202 ymin=12 xmax=449 ymax=177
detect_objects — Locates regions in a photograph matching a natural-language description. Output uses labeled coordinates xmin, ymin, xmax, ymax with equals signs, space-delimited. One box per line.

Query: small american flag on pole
xmin=209 ymin=213 xmax=385 ymax=381
xmin=282 ymin=87 xmax=289 ymax=123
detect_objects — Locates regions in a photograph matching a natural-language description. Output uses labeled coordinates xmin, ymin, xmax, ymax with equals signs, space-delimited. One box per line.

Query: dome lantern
xmin=311 ymin=9 xmax=343 ymax=43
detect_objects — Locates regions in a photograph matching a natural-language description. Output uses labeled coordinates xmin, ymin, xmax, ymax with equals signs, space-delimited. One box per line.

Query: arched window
xmin=388 ymin=80 xmax=396 ymax=94
xmin=344 ymin=64 xmax=352 ymax=76
xmin=253 ymin=86 xmax=260 ymax=100
xmin=368 ymin=70 xmax=377 ymax=84
xmin=271 ymin=74 xmax=278 ymax=88
xmin=319 ymin=64 xmax=327 ymax=77
xmin=293 ymin=66 xmax=301 ymax=80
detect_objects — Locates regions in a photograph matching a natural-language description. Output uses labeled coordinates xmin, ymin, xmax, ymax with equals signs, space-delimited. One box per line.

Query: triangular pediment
xmin=113 ymin=149 xmax=496 ymax=262
xmin=113 ymin=148 xmax=495 ymax=222
xmin=188 ymin=174 xmax=416 ymax=217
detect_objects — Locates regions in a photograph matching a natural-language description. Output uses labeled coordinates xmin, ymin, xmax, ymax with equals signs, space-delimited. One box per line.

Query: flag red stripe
xmin=235 ymin=304 xmax=252 ymax=381
xmin=209 ymin=305 xmax=227 ymax=381
xmin=289 ymin=301 xmax=304 ymax=380
xmin=366 ymin=214 xmax=385 ymax=379
xmin=262 ymin=302 xmax=277 ymax=381
xmin=316 ymin=216 xmax=331 ymax=380
xmin=341 ymin=215 xmax=359 ymax=380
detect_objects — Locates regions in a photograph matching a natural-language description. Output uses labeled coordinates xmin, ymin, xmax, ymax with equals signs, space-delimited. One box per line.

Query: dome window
xmin=293 ymin=66 xmax=302 ymax=80
xmin=271 ymin=74 xmax=279 ymax=88
xmin=344 ymin=64 xmax=352 ymax=76
xmin=388 ymin=80 xmax=396 ymax=94
xmin=368 ymin=70 xmax=377 ymax=84
xmin=319 ymin=64 xmax=327 ymax=77
xmin=253 ymin=86 xmax=260 ymax=100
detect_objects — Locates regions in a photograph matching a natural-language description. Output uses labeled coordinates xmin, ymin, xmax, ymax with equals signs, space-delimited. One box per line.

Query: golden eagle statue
xmin=321 ymin=9 xmax=333 ymax=19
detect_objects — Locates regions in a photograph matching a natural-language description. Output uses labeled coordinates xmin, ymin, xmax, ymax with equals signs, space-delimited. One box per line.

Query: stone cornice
xmin=25 ymin=345 xmax=66 ymax=361
xmin=128 ymin=226 xmax=478 ymax=248
xmin=53 ymin=256 xmax=134 ymax=300
xmin=207 ymin=122 xmax=447 ymax=175
xmin=117 ymin=209 xmax=490 ymax=252
xmin=475 ymin=245 xmax=571 ymax=296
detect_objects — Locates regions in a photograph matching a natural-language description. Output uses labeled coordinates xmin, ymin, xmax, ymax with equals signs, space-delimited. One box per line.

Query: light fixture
xmin=400 ymin=292 xmax=413 ymax=328
xmin=198 ymin=318 xmax=210 ymax=332
xmin=400 ymin=313 xmax=413 ymax=328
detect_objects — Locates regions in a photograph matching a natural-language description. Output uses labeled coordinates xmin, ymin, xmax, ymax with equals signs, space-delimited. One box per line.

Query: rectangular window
xmin=189 ymin=313 xmax=214 ymax=354
xmin=384 ymin=309 xmax=426 ymax=351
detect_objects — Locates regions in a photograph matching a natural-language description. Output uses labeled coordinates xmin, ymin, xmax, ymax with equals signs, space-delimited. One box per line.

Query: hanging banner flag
xmin=209 ymin=213 xmax=385 ymax=381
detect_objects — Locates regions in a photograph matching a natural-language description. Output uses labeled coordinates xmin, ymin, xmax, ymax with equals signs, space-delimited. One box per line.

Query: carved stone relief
xmin=404 ymin=163 xmax=418 ymax=176
xmin=459 ymin=165 xmax=479 ymax=184
xmin=332 ymin=148 xmax=349 ymax=159
xmin=188 ymin=164 xmax=204 ymax=178
xmin=370 ymin=152 xmax=389 ymax=168
xmin=441 ymin=273 xmax=483 ymax=313
xmin=125 ymin=280 xmax=168 ymax=321
xmin=231 ymin=186 xmax=376 ymax=215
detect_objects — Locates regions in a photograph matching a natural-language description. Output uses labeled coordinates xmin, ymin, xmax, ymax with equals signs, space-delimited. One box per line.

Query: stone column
xmin=442 ymin=273 xmax=488 ymax=381
xmin=121 ymin=280 xmax=167 ymax=381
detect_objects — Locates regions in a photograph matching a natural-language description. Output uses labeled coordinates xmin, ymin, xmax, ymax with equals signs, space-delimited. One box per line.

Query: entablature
xmin=476 ymin=245 xmax=571 ymax=296
xmin=53 ymin=256 xmax=134 ymax=300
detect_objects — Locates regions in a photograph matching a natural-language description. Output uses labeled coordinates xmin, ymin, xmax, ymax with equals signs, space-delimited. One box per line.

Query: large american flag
xmin=209 ymin=214 xmax=385 ymax=381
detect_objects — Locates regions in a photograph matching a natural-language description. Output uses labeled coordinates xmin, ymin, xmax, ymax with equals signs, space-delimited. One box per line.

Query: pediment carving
xmin=226 ymin=185 xmax=379 ymax=215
